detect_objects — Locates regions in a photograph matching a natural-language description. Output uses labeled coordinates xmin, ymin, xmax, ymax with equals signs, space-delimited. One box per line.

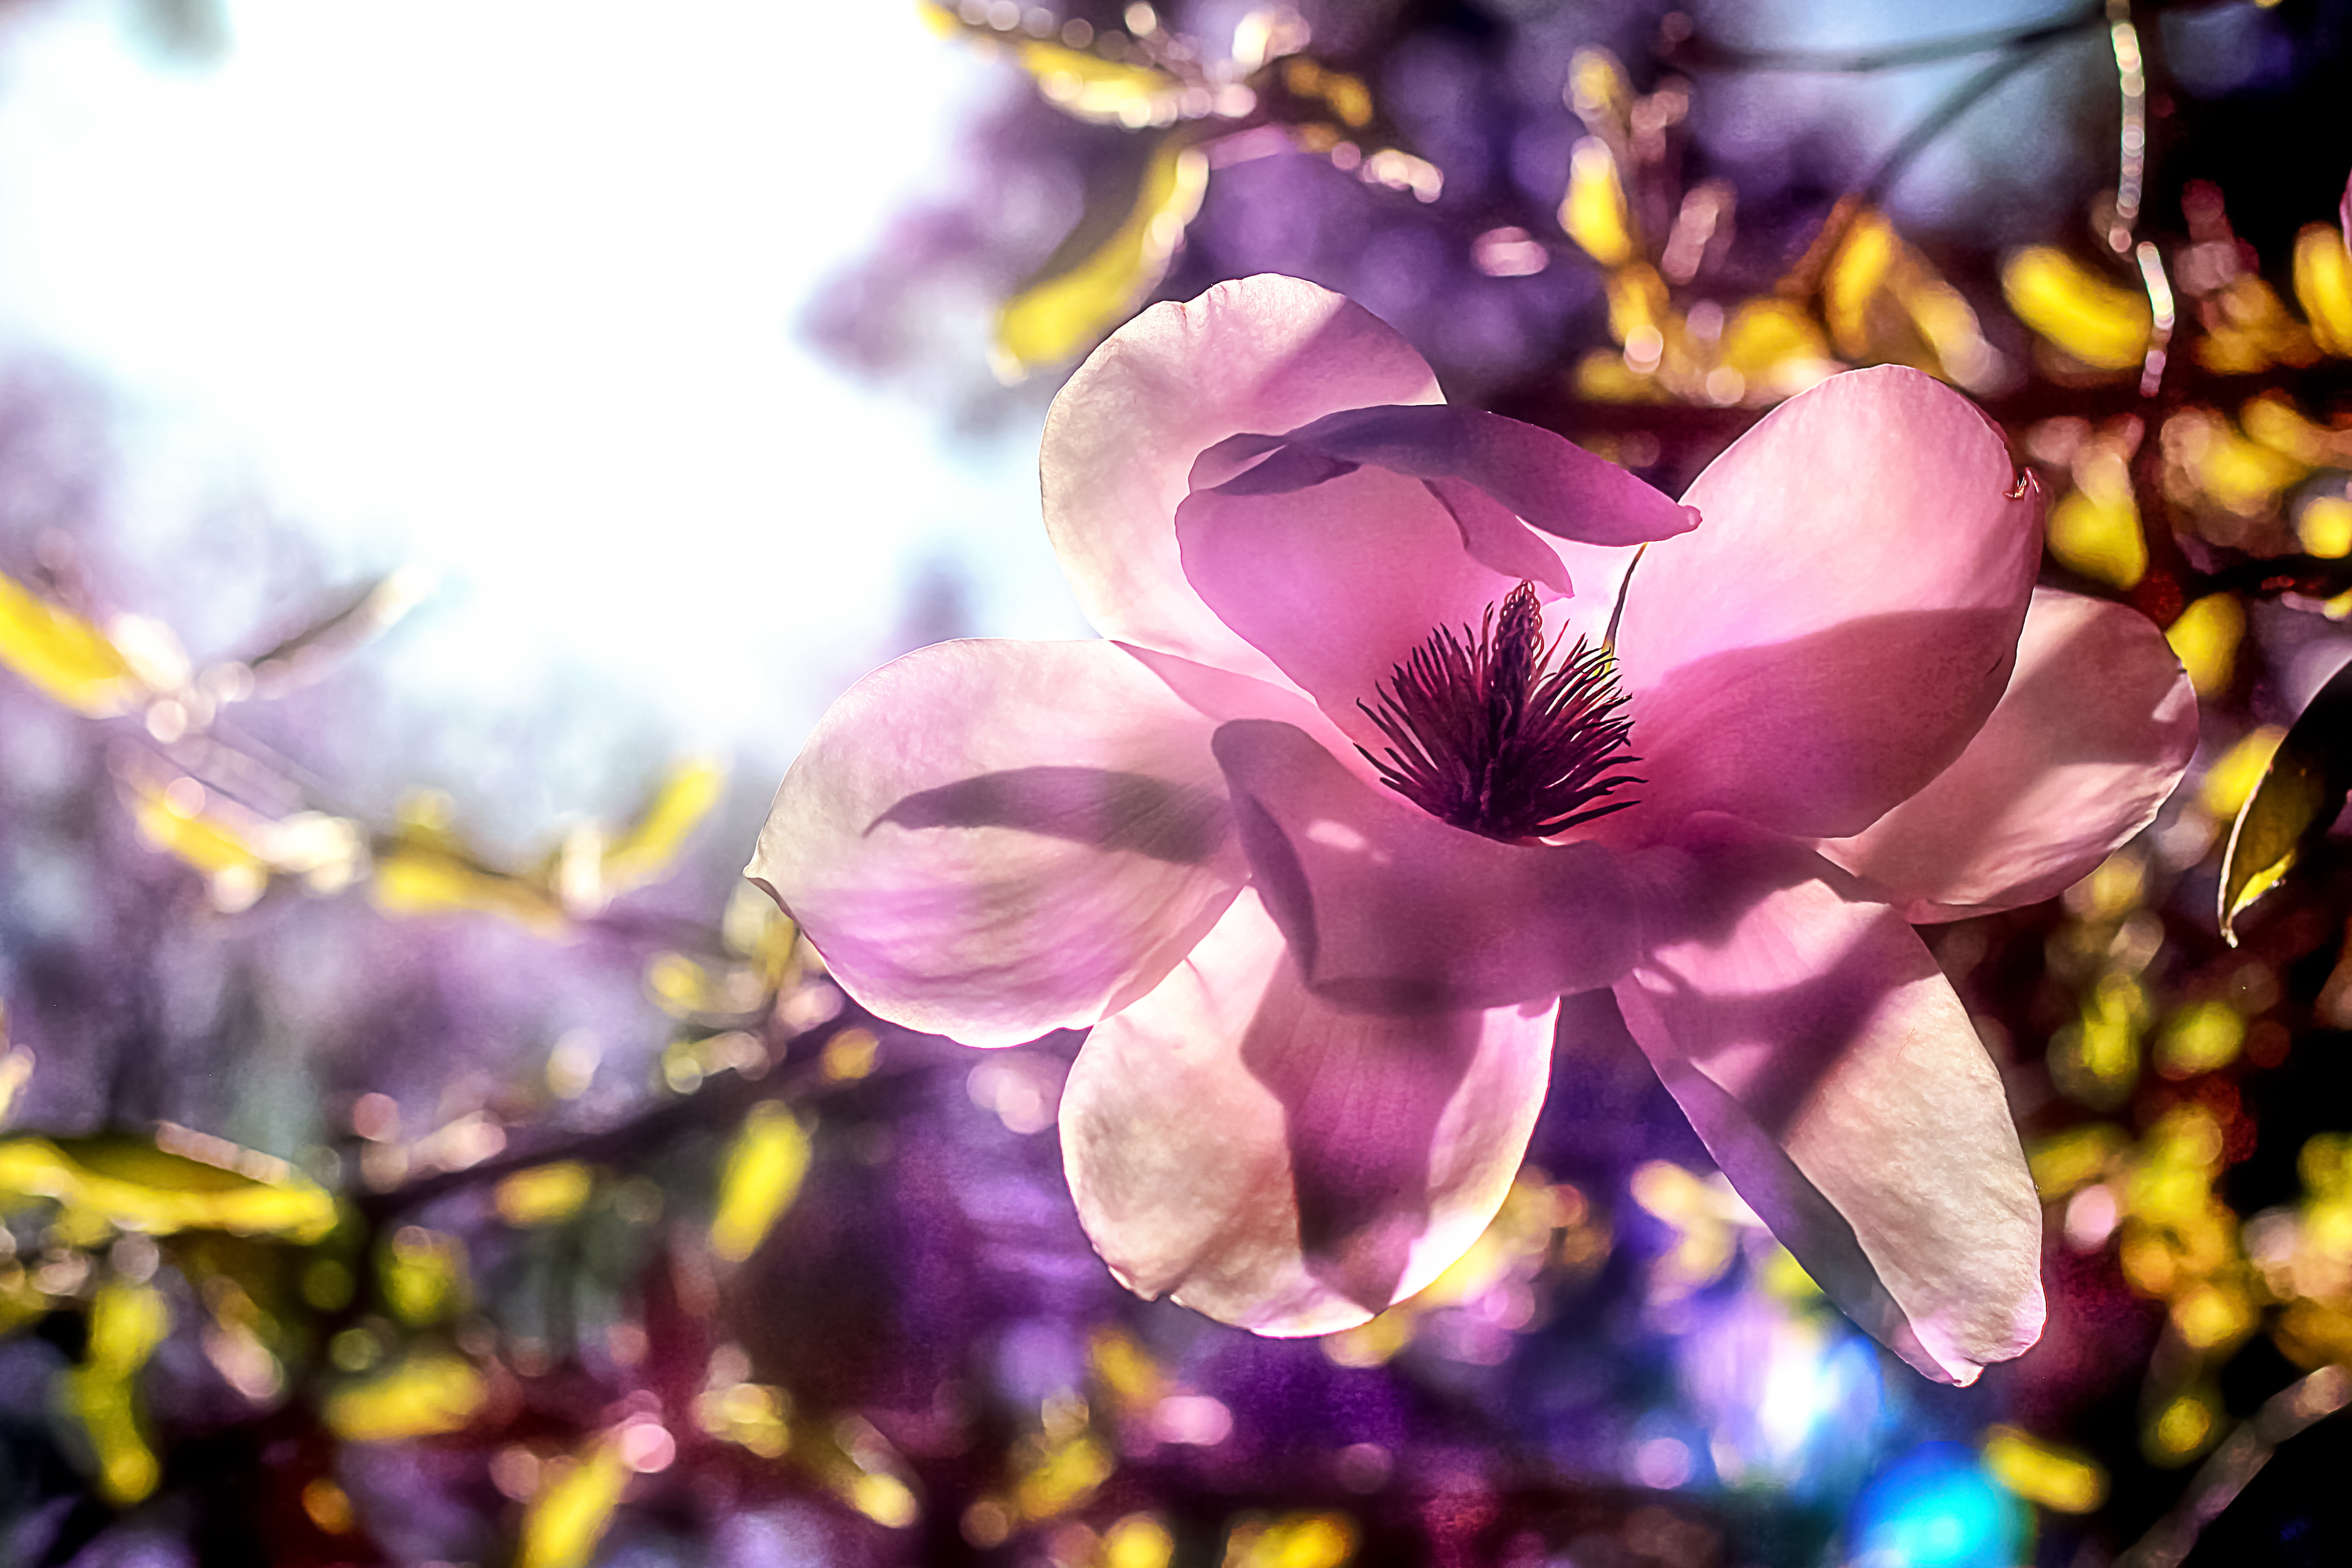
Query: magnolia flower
xmin=749 ymin=275 xmax=2197 ymax=1386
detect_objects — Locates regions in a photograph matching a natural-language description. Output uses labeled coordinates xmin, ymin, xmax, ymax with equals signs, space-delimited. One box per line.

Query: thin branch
xmin=1508 ymin=359 xmax=2352 ymax=451
xmin=1861 ymin=40 xmax=2069 ymax=206
xmin=2119 ymin=1365 xmax=2352 ymax=1568
xmin=1667 ymin=6 xmax=2099 ymax=75
xmin=355 ymin=1077 xmax=755 ymax=1223
xmin=358 ymin=1054 xmax=780 ymax=1223
xmin=1767 ymin=30 xmax=2080 ymax=298
xmin=352 ymin=1012 xmax=903 ymax=1223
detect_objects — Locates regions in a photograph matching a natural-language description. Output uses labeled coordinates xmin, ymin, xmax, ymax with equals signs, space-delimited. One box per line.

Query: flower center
xmin=1355 ymin=581 xmax=1641 ymax=841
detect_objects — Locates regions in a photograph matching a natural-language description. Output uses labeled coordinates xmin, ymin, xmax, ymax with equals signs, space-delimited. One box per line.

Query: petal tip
xmin=1909 ymin=1268 xmax=2048 ymax=1387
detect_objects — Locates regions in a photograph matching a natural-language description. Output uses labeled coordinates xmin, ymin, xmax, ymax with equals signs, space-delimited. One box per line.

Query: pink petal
xmin=1614 ymin=829 xmax=2045 ymax=1385
xmin=745 ymin=640 xmax=1248 ymax=1048
xmin=1042 ymin=275 xmax=1441 ymax=683
xmin=1179 ymin=464 xmax=1617 ymax=749
xmin=1177 ymin=460 xmax=1515 ymax=736
xmin=1194 ymin=433 xmax=1578 ymax=596
xmin=1061 ymin=890 xmax=1558 ymax=1335
xmin=1212 ymin=719 xmax=1638 ymax=1012
xmin=1425 ymin=478 xmax=1583 ymax=595
xmin=1820 ymin=589 xmax=2198 ymax=921
xmin=1112 ymin=640 xmax=1370 ymax=766
xmin=1198 ymin=404 xmax=1699 ymax=548
xmin=1612 ymin=366 xmax=2043 ymax=839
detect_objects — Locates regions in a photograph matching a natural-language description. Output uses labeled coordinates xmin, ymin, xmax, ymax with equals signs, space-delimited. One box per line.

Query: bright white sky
xmin=0 ymin=0 xmax=1083 ymax=809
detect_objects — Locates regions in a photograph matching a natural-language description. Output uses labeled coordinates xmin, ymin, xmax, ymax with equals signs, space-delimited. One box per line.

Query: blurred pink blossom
xmin=749 ymin=275 xmax=2196 ymax=1385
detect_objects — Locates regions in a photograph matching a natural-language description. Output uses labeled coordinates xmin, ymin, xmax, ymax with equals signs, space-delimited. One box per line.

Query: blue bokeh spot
xmin=1848 ymin=1444 xmax=2027 ymax=1568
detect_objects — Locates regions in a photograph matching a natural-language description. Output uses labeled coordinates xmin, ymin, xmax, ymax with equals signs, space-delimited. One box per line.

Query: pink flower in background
xmin=748 ymin=275 xmax=2197 ymax=1385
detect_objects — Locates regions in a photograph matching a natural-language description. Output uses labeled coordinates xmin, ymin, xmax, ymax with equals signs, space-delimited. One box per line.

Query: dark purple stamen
xmin=1356 ymin=581 xmax=1641 ymax=841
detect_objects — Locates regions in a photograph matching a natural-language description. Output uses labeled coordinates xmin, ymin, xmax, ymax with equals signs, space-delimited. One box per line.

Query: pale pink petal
xmin=1043 ymin=275 xmax=1441 ymax=682
xmin=1198 ymin=404 xmax=1699 ymax=547
xmin=1212 ymin=719 xmax=1639 ymax=1012
xmin=1613 ymin=829 xmax=2045 ymax=1385
xmin=1114 ymin=638 xmax=1390 ymax=806
xmin=1179 ymin=464 xmax=1597 ymax=749
xmin=1061 ymin=891 xmax=1559 ymax=1335
xmin=1112 ymin=640 xmax=1367 ymax=761
xmin=745 ymin=640 xmax=1247 ymax=1048
xmin=1612 ymin=366 xmax=2043 ymax=838
xmin=1820 ymin=589 xmax=2197 ymax=921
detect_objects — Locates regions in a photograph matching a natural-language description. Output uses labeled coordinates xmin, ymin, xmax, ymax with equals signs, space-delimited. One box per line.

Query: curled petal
xmin=1201 ymin=403 xmax=1699 ymax=548
xmin=1820 ymin=589 xmax=2198 ymax=921
xmin=1180 ymin=464 xmax=1599 ymax=750
xmin=746 ymin=640 xmax=1247 ymax=1047
xmin=1425 ymin=478 xmax=1581 ymax=596
xmin=1043 ymin=275 xmax=1441 ymax=682
xmin=1614 ymin=366 xmax=2042 ymax=838
xmin=1212 ymin=719 xmax=1638 ymax=1012
xmin=1062 ymin=891 xmax=1559 ymax=1335
xmin=1614 ymin=830 xmax=2044 ymax=1385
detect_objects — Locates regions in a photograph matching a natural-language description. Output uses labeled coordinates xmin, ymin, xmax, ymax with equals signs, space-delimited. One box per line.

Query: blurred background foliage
xmin=3 ymin=0 xmax=2352 ymax=1565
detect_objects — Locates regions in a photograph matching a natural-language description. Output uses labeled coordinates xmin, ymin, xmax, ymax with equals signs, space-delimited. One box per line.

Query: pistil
xmin=1357 ymin=582 xmax=1641 ymax=841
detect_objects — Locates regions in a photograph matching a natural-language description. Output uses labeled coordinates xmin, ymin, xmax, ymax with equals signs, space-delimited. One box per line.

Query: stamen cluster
xmin=1357 ymin=582 xmax=1641 ymax=841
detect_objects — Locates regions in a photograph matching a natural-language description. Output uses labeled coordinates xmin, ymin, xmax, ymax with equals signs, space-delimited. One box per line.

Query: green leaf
xmin=2219 ymin=657 xmax=2352 ymax=942
xmin=0 ymin=568 xmax=136 ymax=716
xmin=0 ymin=1131 xmax=337 ymax=1242
xmin=994 ymin=137 xmax=1206 ymax=376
